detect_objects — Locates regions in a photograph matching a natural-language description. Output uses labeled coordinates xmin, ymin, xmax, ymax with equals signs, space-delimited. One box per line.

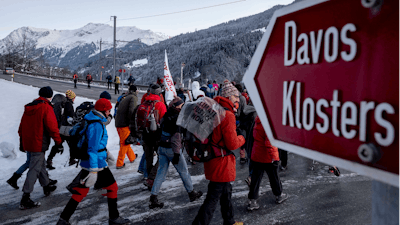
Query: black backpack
xmin=73 ymin=101 xmax=94 ymax=125
xmin=184 ymin=131 xmax=231 ymax=162
xmin=69 ymin=119 xmax=104 ymax=160
xmin=51 ymin=94 xmax=67 ymax=128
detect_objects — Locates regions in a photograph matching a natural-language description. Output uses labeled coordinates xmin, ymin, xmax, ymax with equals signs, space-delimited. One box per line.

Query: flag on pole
xmin=164 ymin=50 xmax=176 ymax=105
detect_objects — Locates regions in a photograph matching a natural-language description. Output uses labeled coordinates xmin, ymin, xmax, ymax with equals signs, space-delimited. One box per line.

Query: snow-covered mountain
xmin=0 ymin=23 xmax=169 ymax=69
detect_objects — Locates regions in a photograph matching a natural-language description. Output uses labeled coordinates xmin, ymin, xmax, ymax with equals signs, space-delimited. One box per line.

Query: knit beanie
xmin=39 ymin=86 xmax=53 ymax=98
xmin=221 ymin=79 xmax=239 ymax=98
xmin=95 ymin=98 xmax=112 ymax=112
xmin=99 ymin=91 xmax=112 ymax=100
xmin=150 ymin=84 xmax=162 ymax=95
xmin=65 ymin=90 xmax=76 ymax=100
xmin=168 ymin=97 xmax=184 ymax=108
xmin=129 ymin=85 xmax=137 ymax=92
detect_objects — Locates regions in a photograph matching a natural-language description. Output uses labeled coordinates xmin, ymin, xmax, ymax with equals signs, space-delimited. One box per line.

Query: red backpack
xmin=136 ymin=100 xmax=160 ymax=132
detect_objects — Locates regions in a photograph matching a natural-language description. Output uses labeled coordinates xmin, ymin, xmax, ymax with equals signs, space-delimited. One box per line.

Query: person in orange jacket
xmin=73 ymin=74 xmax=78 ymax=88
xmin=246 ymin=116 xmax=288 ymax=211
xmin=86 ymin=73 xmax=92 ymax=88
xmin=192 ymin=80 xmax=245 ymax=225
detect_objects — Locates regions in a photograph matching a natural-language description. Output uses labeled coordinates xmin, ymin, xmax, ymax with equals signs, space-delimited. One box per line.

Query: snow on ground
xmin=124 ymin=58 xmax=148 ymax=69
xmin=251 ymin=27 xmax=266 ymax=33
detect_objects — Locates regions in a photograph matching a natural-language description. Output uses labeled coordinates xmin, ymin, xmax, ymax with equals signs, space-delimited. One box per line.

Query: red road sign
xmin=123 ymin=69 xmax=126 ymax=73
xmin=243 ymin=0 xmax=398 ymax=186
xmin=119 ymin=69 xmax=122 ymax=73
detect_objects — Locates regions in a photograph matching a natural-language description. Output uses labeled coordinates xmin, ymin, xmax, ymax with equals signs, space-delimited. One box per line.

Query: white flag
xmin=164 ymin=50 xmax=176 ymax=105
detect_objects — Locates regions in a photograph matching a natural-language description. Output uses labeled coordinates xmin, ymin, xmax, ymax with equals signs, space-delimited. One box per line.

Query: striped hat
xmin=220 ymin=79 xmax=239 ymax=98
xmin=65 ymin=90 xmax=76 ymax=100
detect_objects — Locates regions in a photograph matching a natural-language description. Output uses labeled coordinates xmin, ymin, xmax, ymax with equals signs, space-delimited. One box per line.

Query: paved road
xmin=0 ymin=73 xmax=146 ymax=103
xmin=0 ymin=73 xmax=372 ymax=225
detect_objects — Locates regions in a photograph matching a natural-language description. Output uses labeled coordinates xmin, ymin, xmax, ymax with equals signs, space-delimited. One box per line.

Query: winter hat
xmin=65 ymin=90 xmax=76 ymax=100
xmin=39 ymin=86 xmax=53 ymax=98
xmin=99 ymin=91 xmax=112 ymax=100
xmin=95 ymin=98 xmax=112 ymax=112
xmin=129 ymin=85 xmax=137 ymax=92
xmin=150 ymin=84 xmax=162 ymax=95
xmin=221 ymin=79 xmax=240 ymax=98
xmin=168 ymin=97 xmax=184 ymax=108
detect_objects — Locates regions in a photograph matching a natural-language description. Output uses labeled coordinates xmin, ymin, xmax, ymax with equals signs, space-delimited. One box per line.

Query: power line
xmin=119 ymin=0 xmax=246 ymax=21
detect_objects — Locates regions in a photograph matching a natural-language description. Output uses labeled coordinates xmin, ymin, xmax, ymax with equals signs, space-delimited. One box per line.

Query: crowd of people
xmin=7 ymin=77 xmax=296 ymax=225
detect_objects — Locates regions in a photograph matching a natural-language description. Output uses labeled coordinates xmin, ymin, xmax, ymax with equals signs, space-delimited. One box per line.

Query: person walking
xmin=234 ymin=84 xmax=248 ymax=164
xmin=114 ymin=76 xmax=120 ymax=95
xmin=18 ymin=86 xmax=62 ymax=209
xmin=247 ymin=116 xmax=288 ymax=211
xmin=149 ymin=97 xmax=203 ymax=209
xmin=46 ymin=90 xmax=77 ymax=169
xmin=192 ymin=80 xmax=245 ymax=225
xmin=115 ymin=85 xmax=138 ymax=169
xmin=56 ymin=98 xmax=130 ymax=225
xmin=86 ymin=73 xmax=92 ymax=88
xmin=127 ymin=74 xmax=135 ymax=86
xmin=140 ymin=84 xmax=167 ymax=190
xmin=73 ymin=74 xmax=78 ymax=88
xmin=106 ymin=74 xmax=113 ymax=90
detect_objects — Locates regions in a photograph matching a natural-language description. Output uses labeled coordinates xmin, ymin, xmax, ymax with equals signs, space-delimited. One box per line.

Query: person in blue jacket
xmin=57 ymin=98 xmax=130 ymax=225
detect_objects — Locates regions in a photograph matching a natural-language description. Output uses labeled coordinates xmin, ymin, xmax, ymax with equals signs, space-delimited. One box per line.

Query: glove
xmin=81 ymin=172 xmax=98 ymax=187
xmin=52 ymin=144 xmax=64 ymax=155
xmin=67 ymin=117 xmax=74 ymax=125
xmin=172 ymin=153 xmax=180 ymax=165
xmin=273 ymin=160 xmax=280 ymax=167
xmin=106 ymin=150 xmax=116 ymax=166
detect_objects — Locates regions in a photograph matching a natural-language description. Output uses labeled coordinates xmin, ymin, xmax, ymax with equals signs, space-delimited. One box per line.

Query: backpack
xmin=114 ymin=93 xmax=127 ymax=117
xmin=184 ymin=130 xmax=230 ymax=162
xmin=69 ymin=119 xmax=104 ymax=160
xmin=73 ymin=102 xmax=94 ymax=125
xmin=115 ymin=76 xmax=120 ymax=84
xmin=136 ymin=100 xmax=160 ymax=132
xmin=51 ymin=94 xmax=67 ymax=128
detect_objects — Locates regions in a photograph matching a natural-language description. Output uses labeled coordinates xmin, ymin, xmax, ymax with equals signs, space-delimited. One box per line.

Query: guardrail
xmin=14 ymin=71 xmax=149 ymax=89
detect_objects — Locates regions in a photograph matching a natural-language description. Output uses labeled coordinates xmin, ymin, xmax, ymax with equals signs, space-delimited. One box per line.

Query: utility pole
xmin=99 ymin=38 xmax=102 ymax=81
xmin=111 ymin=16 xmax=117 ymax=80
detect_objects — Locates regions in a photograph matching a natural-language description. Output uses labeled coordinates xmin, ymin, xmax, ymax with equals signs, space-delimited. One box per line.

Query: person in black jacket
xmin=149 ymin=97 xmax=202 ymax=209
xmin=46 ymin=90 xmax=76 ymax=169
xmin=106 ymin=74 xmax=113 ymax=90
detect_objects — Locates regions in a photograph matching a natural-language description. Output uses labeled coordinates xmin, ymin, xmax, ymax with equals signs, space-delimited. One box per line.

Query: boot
xmin=56 ymin=218 xmax=71 ymax=225
xmin=19 ymin=193 xmax=40 ymax=210
xmin=275 ymin=193 xmax=288 ymax=204
xmin=149 ymin=194 xmax=164 ymax=209
xmin=188 ymin=190 xmax=203 ymax=202
xmin=49 ymin=178 xmax=58 ymax=186
xmin=43 ymin=184 xmax=57 ymax=196
xmin=69 ymin=158 xmax=77 ymax=166
xmin=46 ymin=160 xmax=55 ymax=170
xmin=7 ymin=173 xmax=21 ymax=190
xmin=247 ymin=199 xmax=259 ymax=211
xmin=109 ymin=216 xmax=130 ymax=225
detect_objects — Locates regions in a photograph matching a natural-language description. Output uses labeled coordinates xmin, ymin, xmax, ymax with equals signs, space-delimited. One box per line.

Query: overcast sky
xmin=0 ymin=0 xmax=294 ymax=39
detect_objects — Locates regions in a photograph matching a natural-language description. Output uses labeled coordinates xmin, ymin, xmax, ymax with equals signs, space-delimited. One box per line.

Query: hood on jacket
xmin=84 ymin=110 xmax=108 ymax=123
xmin=191 ymin=81 xmax=205 ymax=100
xmin=214 ymin=96 xmax=235 ymax=113
xmin=243 ymin=104 xmax=256 ymax=115
xmin=24 ymin=97 xmax=51 ymax=116
xmin=144 ymin=93 xmax=161 ymax=101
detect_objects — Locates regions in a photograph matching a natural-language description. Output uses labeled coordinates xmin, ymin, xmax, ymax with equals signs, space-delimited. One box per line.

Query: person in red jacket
xmin=246 ymin=116 xmax=288 ymax=211
xmin=18 ymin=86 xmax=63 ymax=210
xmin=86 ymin=73 xmax=92 ymax=88
xmin=193 ymin=80 xmax=245 ymax=225
xmin=141 ymin=84 xmax=167 ymax=190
